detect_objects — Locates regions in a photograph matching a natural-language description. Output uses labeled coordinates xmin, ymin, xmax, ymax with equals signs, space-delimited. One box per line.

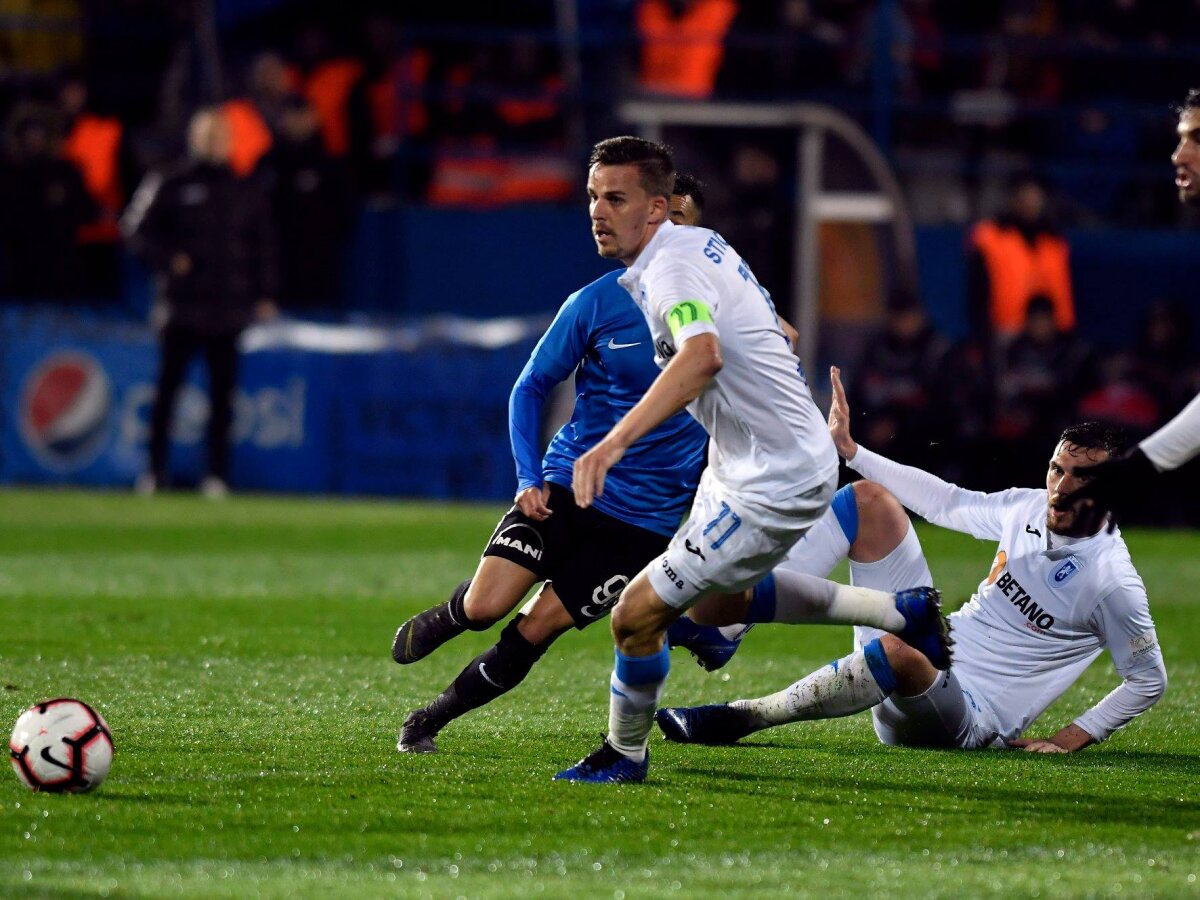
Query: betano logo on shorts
xmin=491 ymin=524 xmax=544 ymax=561
xmin=19 ymin=350 xmax=113 ymax=473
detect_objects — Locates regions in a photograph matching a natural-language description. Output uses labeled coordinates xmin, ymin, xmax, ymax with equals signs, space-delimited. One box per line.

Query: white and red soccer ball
xmin=9 ymin=699 xmax=113 ymax=793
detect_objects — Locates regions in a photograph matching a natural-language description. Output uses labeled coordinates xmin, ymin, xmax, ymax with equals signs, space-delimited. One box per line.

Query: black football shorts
xmin=482 ymin=482 xmax=669 ymax=628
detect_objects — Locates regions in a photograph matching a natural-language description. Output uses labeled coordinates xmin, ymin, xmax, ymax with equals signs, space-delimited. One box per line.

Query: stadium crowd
xmin=0 ymin=1 xmax=1196 ymax=509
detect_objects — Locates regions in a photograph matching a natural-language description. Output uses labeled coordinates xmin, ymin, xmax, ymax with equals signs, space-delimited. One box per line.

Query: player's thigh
xmin=472 ymin=484 xmax=581 ymax=620
xmin=516 ymin=584 xmax=577 ymax=645
xmin=551 ymin=511 xmax=669 ymax=630
xmin=463 ymin=556 xmax=541 ymax=622
xmin=871 ymin=668 xmax=991 ymax=749
xmin=651 ymin=475 xmax=835 ymax=609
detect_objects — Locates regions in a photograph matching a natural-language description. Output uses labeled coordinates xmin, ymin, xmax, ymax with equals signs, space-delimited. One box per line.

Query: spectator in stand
xmin=426 ymin=35 xmax=573 ymax=207
xmin=122 ymin=108 xmax=279 ymax=498
xmin=57 ymin=69 xmax=135 ymax=297
xmin=265 ymin=98 xmax=355 ymax=312
xmin=294 ymin=25 xmax=372 ymax=190
xmin=360 ymin=15 xmax=433 ymax=200
xmin=636 ymin=0 xmax=739 ymax=99
xmin=991 ymin=295 xmax=1095 ymax=487
xmin=0 ymin=105 xmax=94 ymax=299
xmin=967 ymin=174 xmax=1075 ymax=347
xmin=850 ymin=291 xmax=952 ymax=468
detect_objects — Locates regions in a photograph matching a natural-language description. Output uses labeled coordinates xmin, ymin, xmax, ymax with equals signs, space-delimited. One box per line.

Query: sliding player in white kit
xmin=555 ymin=137 xmax=948 ymax=784
xmin=659 ymin=367 xmax=1168 ymax=752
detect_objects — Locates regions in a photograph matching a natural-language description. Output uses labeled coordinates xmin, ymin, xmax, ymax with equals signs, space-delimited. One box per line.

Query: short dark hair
xmin=589 ymin=136 xmax=675 ymax=198
xmin=1059 ymin=421 xmax=1127 ymax=457
xmin=1174 ymin=88 xmax=1200 ymax=115
xmin=672 ymin=171 xmax=706 ymax=211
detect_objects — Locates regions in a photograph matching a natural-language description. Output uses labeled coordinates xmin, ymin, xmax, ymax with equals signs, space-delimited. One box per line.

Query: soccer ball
xmin=9 ymin=699 xmax=113 ymax=793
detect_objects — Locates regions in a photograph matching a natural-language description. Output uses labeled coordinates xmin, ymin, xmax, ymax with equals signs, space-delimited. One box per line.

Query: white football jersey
xmin=850 ymin=447 xmax=1163 ymax=744
xmin=618 ymin=221 xmax=838 ymax=510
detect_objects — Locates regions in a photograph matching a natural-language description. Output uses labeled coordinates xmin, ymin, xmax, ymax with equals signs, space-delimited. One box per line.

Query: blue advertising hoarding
xmin=0 ymin=309 xmax=543 ymax=500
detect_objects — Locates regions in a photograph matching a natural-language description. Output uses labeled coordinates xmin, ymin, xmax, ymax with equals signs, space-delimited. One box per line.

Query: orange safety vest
xmin=970 ymin=220 xmax=1075 ymax=335
xmin=62 ymin=113 xmax=123 ymax=242
xmin=367 ymin=49 xmax=431 ymax=142
xmin=636 ymin=0 xmax=738 ymax=99
xmin=304 ymin=59 xmax=365 ymax=157
xmin=221 ymin=99 xmax=274 ymax=178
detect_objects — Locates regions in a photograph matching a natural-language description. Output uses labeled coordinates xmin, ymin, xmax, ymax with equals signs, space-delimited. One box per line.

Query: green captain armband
xmin=666 ymin=300 xmax=714 ymax=337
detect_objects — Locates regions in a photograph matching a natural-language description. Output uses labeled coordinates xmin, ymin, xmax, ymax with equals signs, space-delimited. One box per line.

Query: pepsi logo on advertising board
xmin=19 ymin=351 xmax=114 ymax=472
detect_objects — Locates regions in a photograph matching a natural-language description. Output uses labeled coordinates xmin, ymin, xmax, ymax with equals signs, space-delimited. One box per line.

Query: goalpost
xmin=618 ymin=100 xmax=917 ymax=379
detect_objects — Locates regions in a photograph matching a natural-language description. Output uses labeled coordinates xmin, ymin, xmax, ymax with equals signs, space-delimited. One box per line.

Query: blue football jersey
xmin=509 ymin=270 xmax=707 ymax=536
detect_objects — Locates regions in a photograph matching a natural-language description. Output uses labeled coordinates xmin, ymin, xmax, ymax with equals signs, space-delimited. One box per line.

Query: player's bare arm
xmin=573 ymin=332 xmax=722 ymax=507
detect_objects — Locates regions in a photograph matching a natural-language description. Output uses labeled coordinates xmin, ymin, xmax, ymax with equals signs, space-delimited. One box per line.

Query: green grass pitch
xmin=1 ymin=489 xmax=1197 ymax=898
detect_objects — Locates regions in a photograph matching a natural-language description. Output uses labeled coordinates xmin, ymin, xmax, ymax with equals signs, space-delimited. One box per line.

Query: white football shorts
xmin=869 ymin=665 xmax=1004 ymax=750
xmin=649 ymin=468 xmax=837 ymax=609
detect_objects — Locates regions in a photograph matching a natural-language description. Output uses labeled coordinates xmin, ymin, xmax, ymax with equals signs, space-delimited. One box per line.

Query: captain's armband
xmin=666 ymin=300 xmax=714 ymax=337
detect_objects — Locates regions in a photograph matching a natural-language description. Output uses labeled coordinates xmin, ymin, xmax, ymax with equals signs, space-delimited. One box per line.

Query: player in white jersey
xmin=1075 ymin=89 xmax=1200 ymax=518
xmin=659 ymin=367 xmax=1167 ymax=753
xmin=555 ymin=137 xmax=948 ymax=784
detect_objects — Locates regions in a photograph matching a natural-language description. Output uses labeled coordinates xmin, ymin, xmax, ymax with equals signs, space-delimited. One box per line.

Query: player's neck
xmin=621 ymin=219 xmax=670 ymax=267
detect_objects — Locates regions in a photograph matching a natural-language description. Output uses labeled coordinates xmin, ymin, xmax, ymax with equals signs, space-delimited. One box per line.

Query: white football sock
xmin=732 ymin=649 xmax=888 ymax=726
xmin=763 ymin=570 xmax=905 ymax=632
xmin=607 ymin=648 xmax=669 ymax=760
xmin=781 ymin=505 xmax=852 ymax=578
xmin=850 ymin=523 xmax=932 ymax=649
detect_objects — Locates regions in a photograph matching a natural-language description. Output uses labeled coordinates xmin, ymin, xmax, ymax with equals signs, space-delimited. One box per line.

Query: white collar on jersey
xmin=618 ymin=218 xmax=677 ymax=290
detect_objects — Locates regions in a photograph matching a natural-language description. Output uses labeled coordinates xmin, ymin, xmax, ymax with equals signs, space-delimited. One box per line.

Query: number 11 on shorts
xmin=702 ymin=502 xmax=742 ymax=550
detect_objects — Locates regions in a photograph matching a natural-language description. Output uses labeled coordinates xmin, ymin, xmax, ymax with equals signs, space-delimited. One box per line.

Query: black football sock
xmin=423 ymin=615 xmax=551 ymax=729
xmin=446 ymin=578 xmax=492 ymax=632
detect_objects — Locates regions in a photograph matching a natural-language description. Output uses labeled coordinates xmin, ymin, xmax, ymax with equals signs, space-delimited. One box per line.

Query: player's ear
xmin=648 ymin=195 xmax=668 ymax=225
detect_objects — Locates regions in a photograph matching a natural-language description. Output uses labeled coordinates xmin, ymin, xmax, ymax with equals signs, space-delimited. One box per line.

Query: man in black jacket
xmin=122 ymin=108 xmax=279 ymax=496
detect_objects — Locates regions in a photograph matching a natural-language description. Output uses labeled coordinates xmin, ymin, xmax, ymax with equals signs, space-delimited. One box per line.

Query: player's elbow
xmin=1131 ymin=661 xmax=1168 ymax=707
xmin=1147 ymin=663 xmax=1168 ymax=704
xmin=686 ymin=335 xmax=723 ymax=378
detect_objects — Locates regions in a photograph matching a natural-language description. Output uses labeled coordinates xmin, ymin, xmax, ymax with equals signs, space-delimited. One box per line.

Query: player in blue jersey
xmin=390 ymin=177 xmax=711 ymax=753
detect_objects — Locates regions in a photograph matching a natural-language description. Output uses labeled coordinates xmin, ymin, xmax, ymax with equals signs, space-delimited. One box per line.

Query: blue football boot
xmin=893 ymin=586 xmax=954 ymax=670
xmin=553 ymin=736 xmax=648 ymax=784
xmin=656 ymin=704 xmax=759 ymax=745
xmin=667 ymin=617 xmax=752 ymax=671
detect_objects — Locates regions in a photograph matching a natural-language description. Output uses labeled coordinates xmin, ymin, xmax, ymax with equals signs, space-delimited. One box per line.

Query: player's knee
xmin=519 ymin=593 xmax=574 ymax=646
xmin=461 ymin=583 xmax=507 ymax=629
xmin=850 ymin=481 xmax=910 ymax=563
xmin=878 ymin=632 xmax=939 ymax=692
xmin=610 ymin=595 xmax=659 ymax=647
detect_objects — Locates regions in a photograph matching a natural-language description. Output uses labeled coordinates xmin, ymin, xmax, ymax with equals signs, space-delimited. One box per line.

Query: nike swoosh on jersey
xmin=607 ymin=339 xmax=642 ymax=350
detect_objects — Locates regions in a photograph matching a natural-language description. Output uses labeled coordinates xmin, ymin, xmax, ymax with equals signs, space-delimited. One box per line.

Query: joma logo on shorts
xmin=661 ymin=558 xmax=685 ymax=589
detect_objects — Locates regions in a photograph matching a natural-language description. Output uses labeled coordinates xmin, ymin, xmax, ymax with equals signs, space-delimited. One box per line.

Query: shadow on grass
xmin=667 ymin=745 xmax=1200 ymax=826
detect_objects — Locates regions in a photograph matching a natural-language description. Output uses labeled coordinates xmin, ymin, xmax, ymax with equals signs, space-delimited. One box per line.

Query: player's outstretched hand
xmin=515 ymin=484 xmax=553 ymax=521
xmin=1068 ymin=446 xmax=1158 ymax=533
xmin=827 ymin=366 xmax=859 ymax=460
xmin=572 ymin=439 xmax=626 ymax=508
xmin=1010 ymin=739 xmax=1069 ymax=754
